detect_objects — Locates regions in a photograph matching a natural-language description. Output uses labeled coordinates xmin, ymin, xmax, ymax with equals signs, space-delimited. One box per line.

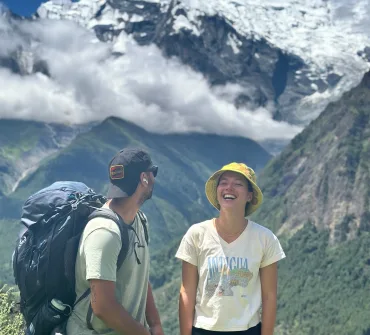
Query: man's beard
xmin=146 ymin=189 xmax=153 ymax=200
xmin=139 ymin=186 xmax=153 ymax=205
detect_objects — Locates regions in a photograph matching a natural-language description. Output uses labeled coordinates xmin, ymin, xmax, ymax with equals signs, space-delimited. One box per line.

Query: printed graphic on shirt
xmin=205 ymin=256 xmax=253 ymax=297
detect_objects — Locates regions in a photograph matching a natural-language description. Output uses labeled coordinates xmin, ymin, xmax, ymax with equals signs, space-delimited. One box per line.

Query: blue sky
xmin=1 ymin=0 xmax=45 ymax=16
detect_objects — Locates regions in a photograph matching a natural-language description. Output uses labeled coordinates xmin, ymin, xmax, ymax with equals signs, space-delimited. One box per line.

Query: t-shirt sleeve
xmin=260 ymin=232 xmax=286 ymax=268
xmin=175 ymin=227 xmax=198 ymax=267
xmin=83 ymin=227 xmax=122 ymax=281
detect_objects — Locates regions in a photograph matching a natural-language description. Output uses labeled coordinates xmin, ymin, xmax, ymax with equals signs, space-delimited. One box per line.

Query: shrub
xmin=0 ymin=285 xmax=25 ymax=335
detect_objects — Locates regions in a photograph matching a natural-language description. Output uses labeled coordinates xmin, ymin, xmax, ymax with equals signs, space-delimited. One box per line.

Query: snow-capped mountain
xmin=1 ymin=0 xmax=370 ymax=152
xmin=35 ymin=0 xmax=370 ymax=125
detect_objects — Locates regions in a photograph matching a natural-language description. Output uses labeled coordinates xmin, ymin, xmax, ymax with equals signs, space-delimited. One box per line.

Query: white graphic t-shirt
xmin=175 ymin=219 xmax=286 ymax=332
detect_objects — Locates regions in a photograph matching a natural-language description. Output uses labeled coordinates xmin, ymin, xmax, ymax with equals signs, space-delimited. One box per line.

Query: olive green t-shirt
xmin=66 ymin=209 xmax=150 ymax=335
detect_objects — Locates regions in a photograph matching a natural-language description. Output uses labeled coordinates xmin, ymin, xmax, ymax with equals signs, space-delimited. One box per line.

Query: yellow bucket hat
xmin=205 ymin=162 xmax=263 ymax=217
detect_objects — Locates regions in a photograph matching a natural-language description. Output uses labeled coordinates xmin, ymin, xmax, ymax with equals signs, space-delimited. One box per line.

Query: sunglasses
xmin=147 ymin=165 xmax=158 ymax=178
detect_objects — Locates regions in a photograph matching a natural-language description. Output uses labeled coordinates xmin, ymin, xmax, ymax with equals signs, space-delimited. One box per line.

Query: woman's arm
xmin=260 ymin=262 xmax=278 ymax=335
xmin=179 ymin=261 xmax=198 ymax=335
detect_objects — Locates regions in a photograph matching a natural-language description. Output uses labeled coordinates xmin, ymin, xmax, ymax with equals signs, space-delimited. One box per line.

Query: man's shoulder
xmin=84 ymin=215 xmax=122 ymax=240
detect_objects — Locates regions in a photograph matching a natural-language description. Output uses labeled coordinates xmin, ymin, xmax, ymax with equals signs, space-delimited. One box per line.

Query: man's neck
xmin=106 ymin=198 xmax=140 ymax=225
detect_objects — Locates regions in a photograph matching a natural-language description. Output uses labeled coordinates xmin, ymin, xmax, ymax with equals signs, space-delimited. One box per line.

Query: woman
xmin=175 ymin=162 xmax=286 ymax=335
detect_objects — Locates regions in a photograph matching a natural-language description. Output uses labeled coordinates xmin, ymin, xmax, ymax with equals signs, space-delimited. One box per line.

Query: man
xmin=66 ymin=148 xmax=164 ymax=335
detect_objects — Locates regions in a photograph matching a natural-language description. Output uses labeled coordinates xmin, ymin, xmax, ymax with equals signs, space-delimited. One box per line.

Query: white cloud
xmin=0 ymin=15 xmax=302 ymax=141
xmin=329 ymin=0 xmax=370 ymax=36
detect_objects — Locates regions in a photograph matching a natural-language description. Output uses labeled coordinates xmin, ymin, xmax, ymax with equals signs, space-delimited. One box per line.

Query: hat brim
xmin=107 ymin=183 xmax=129 ymax=199
xmin=205 ymin=168 xmax=263 ymax=217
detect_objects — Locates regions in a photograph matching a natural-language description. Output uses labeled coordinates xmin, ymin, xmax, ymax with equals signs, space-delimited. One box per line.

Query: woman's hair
xmin=246 ymin=180 xmax=253 ymax=193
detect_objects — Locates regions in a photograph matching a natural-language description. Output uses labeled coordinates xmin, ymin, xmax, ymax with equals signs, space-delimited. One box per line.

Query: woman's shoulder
xmin=185 ymin=219 xmax=214 ymax=236
xmin=248 ymin=220 xmax=278 ymax=239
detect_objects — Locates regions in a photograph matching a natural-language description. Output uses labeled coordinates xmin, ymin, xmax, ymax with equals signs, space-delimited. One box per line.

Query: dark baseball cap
xmin=107 ymin=148 xmax=158 ymax=199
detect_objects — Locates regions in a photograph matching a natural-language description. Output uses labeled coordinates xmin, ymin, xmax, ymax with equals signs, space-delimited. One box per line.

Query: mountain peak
xmin=35 ymin=0 xmax=370 ymax=127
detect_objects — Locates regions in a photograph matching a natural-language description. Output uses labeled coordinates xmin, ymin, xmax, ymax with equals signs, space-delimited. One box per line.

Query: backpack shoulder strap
xmin=87 ymin=208 xmax=129 ymax=269
xmin=137 ymin=209 xmax=149 ymax=245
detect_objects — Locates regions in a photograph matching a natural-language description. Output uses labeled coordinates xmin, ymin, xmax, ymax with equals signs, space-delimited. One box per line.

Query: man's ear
xmin=140 ymin=172 xmax=148 ymax=185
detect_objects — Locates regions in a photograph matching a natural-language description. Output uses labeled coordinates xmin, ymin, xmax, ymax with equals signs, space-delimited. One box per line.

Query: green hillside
xmin=0 ymin=116 xmax=271 ymax=284
xmin=0 ymin=120 xmax=51 ymax=196
xmin=0 ymin=119 xmax=86 ymax=214
xmin=0 ymin=116 xmax=271 ymax=334
xmin=149 ymin=70 xmax=370 ymax=334
xmin=3 ymin=71 xmax=370 ymax=335
xmin=274 ymin=224 xmax=370 ymax=335
xmin=249 ymin=72 xmax=370 ymax=334
xmin=151 ymin=224 xmax=370 ymax=335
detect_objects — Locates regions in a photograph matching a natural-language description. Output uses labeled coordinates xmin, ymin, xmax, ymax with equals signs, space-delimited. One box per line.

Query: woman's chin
xmin=220 ymin=201 xmax=239 ymax=211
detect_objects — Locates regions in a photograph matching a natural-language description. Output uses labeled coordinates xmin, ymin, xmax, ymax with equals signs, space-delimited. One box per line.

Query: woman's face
xmin=216 ymin=171 xmax=253 ymax=213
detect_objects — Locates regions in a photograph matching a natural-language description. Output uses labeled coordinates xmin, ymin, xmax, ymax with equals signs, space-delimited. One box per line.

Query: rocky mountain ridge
xmin=1 ymin=0 xmax=370 ymax=132
xmin=0 ymin=120 xmax=94 ymax=196
xmin=253 ymin=71 xmax=370 ymax=243
xmin=35 ymin=0 xmax=370 ymax=125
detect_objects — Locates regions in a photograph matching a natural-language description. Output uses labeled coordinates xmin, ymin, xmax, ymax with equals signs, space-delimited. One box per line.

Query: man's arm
xmin=145 ymin=282 xmax=164 ymax=335
xmin=90 ymin=279 xmax=150 ymax=335
xmin=179 ymin=261 xmax=198 ymax=335
xmin=260 ymin=262 xmax=278 ymax=335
